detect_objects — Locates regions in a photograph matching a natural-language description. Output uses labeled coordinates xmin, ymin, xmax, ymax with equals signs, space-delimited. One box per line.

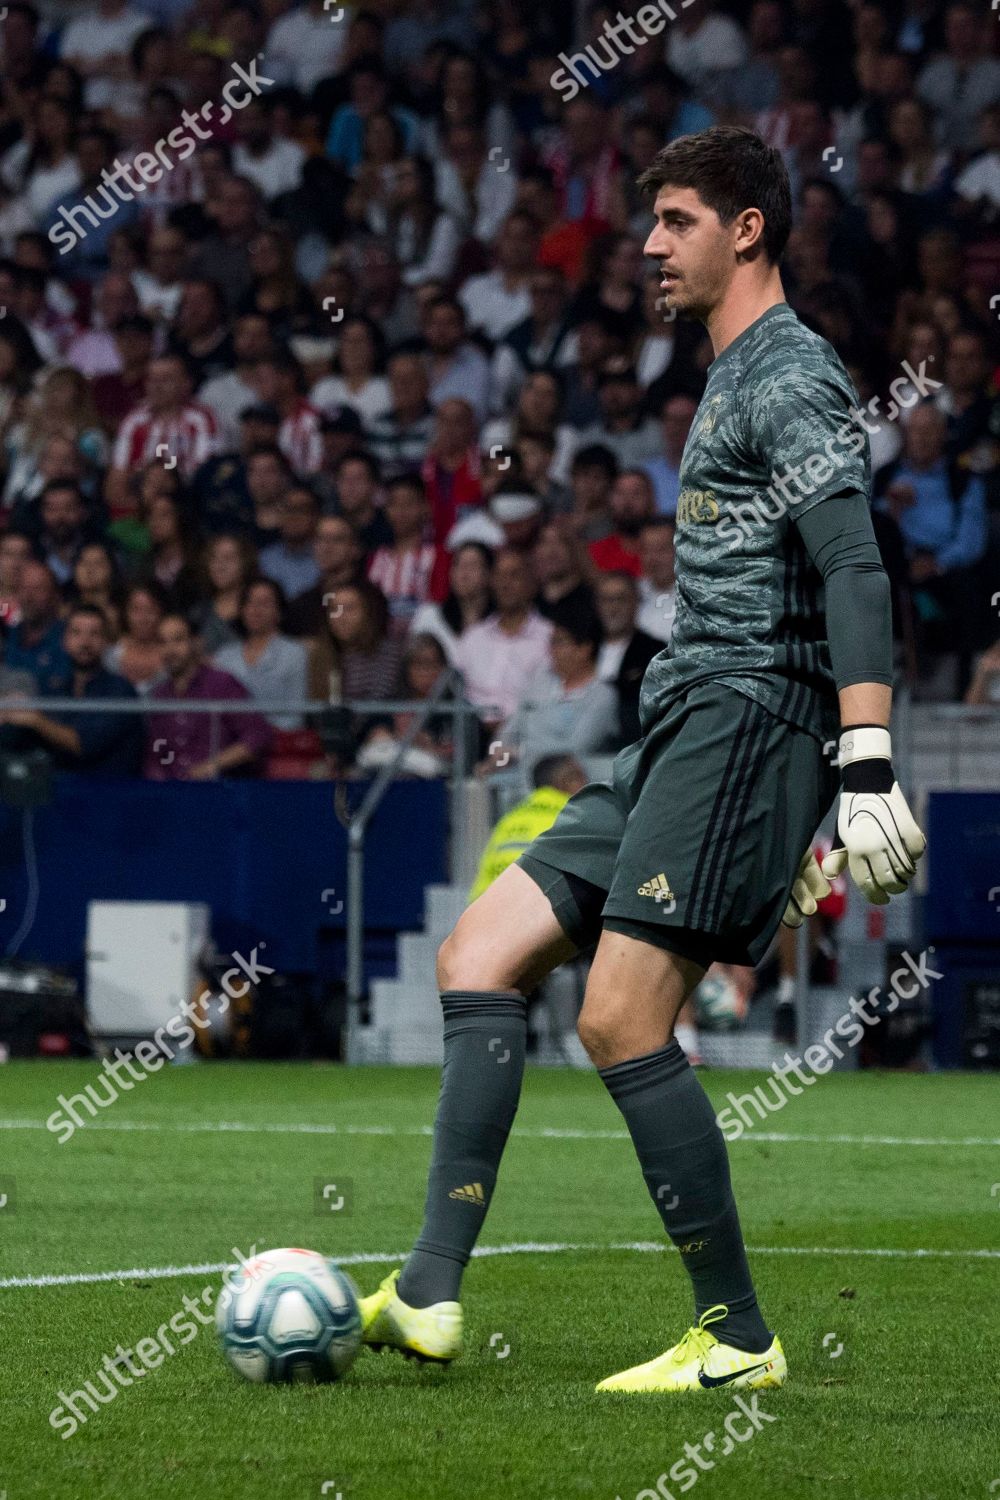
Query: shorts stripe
xmin=701 ymin=703 xmax=773 ymax=934
xmin=686 ymin=697 xmax=769 ymax=931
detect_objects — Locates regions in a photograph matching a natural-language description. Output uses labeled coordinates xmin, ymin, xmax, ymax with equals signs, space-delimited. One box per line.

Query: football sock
xmin=599 ymin=1039 xmax=772 ymax=1354
xmin=397 ymin=990 xmax=527 ymax=1309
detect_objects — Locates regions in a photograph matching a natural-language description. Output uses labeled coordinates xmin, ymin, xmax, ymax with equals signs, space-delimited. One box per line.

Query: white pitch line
xmin=3 ymin=1240 xmax=999 ymax=1291
xmin=2 ymin=1118 xmax=999 ymax=1148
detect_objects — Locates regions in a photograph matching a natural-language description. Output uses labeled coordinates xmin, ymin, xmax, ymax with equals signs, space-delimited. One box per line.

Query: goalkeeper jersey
xmin=639 ymin=303 xmax=875 ymax=745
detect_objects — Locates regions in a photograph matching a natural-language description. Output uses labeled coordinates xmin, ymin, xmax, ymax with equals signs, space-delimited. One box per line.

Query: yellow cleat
xmin=359 ymin=1269 xmax=463 ymax=1364
xmin=596 ymin=1304 xmax=787 ymax=1393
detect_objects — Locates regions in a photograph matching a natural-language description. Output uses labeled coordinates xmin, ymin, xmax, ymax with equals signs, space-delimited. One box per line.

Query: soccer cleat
xmin=596 ymin=1303 xmax=786 ymax=1393
xmin=359 ymin=1268 xmax=463 ymax=1364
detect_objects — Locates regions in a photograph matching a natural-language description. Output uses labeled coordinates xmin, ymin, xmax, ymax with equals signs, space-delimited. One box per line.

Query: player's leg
xmin=580 ymin=930 xmax=784 ymax=1392
xmin=583 ymin=685 xmax=834 ymax=1392
xmin=361 ymin=768 xmax=624 ymax=1361
xmin=395 ymin=864 xmax=577 ymax=1306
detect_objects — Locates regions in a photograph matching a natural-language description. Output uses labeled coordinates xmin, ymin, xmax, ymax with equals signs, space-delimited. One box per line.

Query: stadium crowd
xmin=0 ymin=0 xmax=998 ymax=782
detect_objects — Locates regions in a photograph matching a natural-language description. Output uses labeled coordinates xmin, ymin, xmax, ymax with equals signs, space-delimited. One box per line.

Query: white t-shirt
xmin=310 ymin=375 xmax=392 ymax=425
xmin=232 ymin=139 xmax=306 ymax=203
xmin=667 ymin=14 xmax=747 ymax=90
xmin=265 ymin=7 xmax=350 ymax=93
xmin=955 ymin=152 xmax=1000 ymax=208
xmin=61 ymin=6 xmax=151 ymax=108
xmin=458 ymin=271 xmax=532 ymax=344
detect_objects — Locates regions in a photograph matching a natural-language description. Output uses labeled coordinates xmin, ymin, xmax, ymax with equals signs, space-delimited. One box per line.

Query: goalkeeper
xmin=355 ymin=126 xmax=925 ymax=1395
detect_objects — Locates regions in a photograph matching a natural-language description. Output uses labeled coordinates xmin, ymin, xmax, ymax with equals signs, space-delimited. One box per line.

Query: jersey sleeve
xmin=741 ymin=341 xmax=871 ymax=522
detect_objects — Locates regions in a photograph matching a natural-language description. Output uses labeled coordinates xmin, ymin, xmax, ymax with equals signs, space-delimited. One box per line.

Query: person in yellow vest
xmin=470 ymin=753 xmax=586 ymax=902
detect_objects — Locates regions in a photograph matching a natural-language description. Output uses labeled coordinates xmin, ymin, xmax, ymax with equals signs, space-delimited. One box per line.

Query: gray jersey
xmin=639 ymin=303 xmax=872 ymax=743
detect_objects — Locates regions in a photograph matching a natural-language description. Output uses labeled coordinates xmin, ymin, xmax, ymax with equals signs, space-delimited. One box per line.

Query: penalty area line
xmin=3 ymin=1240 xmax=999 ymax=1290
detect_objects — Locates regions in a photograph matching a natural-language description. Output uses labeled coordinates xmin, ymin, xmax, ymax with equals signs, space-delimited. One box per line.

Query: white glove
xmin=821 ymin=726 xmax=926 ymax=905
xmin=782 ymin=848 xmax=832 ymax=928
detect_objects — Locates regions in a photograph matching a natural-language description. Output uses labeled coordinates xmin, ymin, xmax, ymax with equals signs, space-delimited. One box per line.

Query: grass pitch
xmin=1 ymin=1061 xmax=997 ymax=1500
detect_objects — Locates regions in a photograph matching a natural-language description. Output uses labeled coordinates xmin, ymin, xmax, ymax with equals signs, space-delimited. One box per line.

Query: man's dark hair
xmin=571 ymin=444 xmax=619 ymax=480
xmin=533 ymin=752 xmax=582 ymax=791
xmin=637 ymin=126 xmax=792 ymax=265
xmin=549 ymin=597 xmax=603 ymax=658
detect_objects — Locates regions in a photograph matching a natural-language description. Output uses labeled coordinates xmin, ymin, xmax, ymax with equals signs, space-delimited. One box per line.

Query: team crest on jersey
xmin=697 ymin=394 xmax=724 ymax=436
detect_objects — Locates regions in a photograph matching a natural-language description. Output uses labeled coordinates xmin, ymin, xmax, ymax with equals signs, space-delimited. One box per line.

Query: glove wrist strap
xmin=839 ymin=725 xmax=894 ymax=793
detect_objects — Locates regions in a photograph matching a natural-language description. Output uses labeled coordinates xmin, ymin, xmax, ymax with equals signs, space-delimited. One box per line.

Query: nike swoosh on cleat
xmin=697 ymin=1360 xmax=772 ymax=1389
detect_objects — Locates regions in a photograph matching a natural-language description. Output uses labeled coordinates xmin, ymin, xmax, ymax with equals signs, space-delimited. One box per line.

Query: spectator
xmin=195 ymin=533 xmax=260 ymax=653
xmin=491 ymin=596 xmax=618 ymax=780
xmin=594 ymin=570 xmax=664 ymax=744
xmin=409 ymin=540 xmax=495 ymax=665
xmin=197 ymin=314 xmax=276 ymax=445
xmin=578 ymin=365 xmax=662 ymax=466
xmin=214 ymin=576 xmax=309 ymax=730
xmin=68 ymin=541 xmax=126 ymax=638
xmin=308 ymin=577 xmax=403 ymax=716
xmin=0 ymin=604 xmax=141 ymax=775
xmin=641 ymin=396 xmax=698 ymax=517
xmin=373 ymin=155 xmax=461 ymax=289
xmin=636 ymin=516 xmax=678 ymax=644
xmin=934 ymin=329 xmax=1000 ymax=471
xmin=0 ymin=531 xmax=32 ymax=627
xmin=187 ymin=175 xmax=261 ymax=314
xmin=436 ymin=121 xmax=519 ymax=245
xmin=357 ymin=632 xmax=456 ymax=777
xmin=311 ymin=316 xmax=391 ymax=427
xmin=30 ymin=480 xmax=100 ymax=588
xmin=232 ymin=97 xmax=306 ymax=202
xmin=259 ymin=485 xmax=321 ymax=601
xmin=105 ymin=582 xmax=166 ymax=694
xmin=285 ymin=515 xmax=364 ymax=639
xmin=131 ymin=225 xmax=188 ymax=325
xmin=533 ymin=521 xmax=594 ymax=619
xmin=167 ymin=280 xmax=233 ymax=389
xmin=423 ymin=296 xmax=491 ymax=422
xmin=107 ymin=354 xmax=220 ymax=513
xmin=916 ymin=0 xmax=1000 ymax=153
xmin=60 ymin=0 xmax=151 ymax=111
xmin=90 ymin=315 xmax=155 ymax=435
xmin=367 ymin=474 xmax=446 ymax=637
xmin=249 ymin=353 xmax=322 ymax=477
xmin=364 ymin=350 xmax=436 ymax=479
xmin=4 ymin=559 xmax=71 ymax=690
xmin=965 ymin=639 xmax=1000 ymax=705
xmin=332 ymin=452 xmax=393 ymax=553
xmin=489 ymin=265 xmax=576 ymax=415
xmin=3 ymin=366 xmax=109 ymax=511
xmin=133 ymin=491 xmax=205 ymax=614
xmin=422 ymin=398 xmax=484 ymax=546
xmin=144 ymin=612 xmax=271 ymax=780
xmin=454 ymin=547 xmax=552 ymax=729
xmin=458 ymin=210 xmax=540 ymax=344
xmin=567 ymin=444 xmax=618 ymax=542
xmin=588 ymin=469 xmax=656 ymax=577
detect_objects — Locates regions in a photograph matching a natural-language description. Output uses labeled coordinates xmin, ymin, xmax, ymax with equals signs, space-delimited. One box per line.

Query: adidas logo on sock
xmin=448 ymin=1181 xmax=486 ymax=1205
xmin=637 ymin=873 xmax=674 ymax=901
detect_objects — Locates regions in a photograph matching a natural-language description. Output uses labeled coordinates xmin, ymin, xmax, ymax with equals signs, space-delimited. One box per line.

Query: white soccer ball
xmin=694 ymin=970 xmax=748 ymax=1032
xmin=216 ymin=1247 xmax=362 ymax=1384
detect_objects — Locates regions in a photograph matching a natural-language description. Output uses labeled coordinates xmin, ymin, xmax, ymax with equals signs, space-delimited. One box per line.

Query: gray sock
xmin=397 ymin=990 xmax=527 ymax=1309
xmin=599 ymin=1040 xmax=771 ymax=1354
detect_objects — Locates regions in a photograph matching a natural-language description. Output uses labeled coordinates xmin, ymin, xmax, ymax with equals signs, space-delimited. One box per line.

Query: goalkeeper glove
xmin=821 ymin=726 xmax=926 ymax=905
xmin=782 ymin=848 xmax=832 ymax=928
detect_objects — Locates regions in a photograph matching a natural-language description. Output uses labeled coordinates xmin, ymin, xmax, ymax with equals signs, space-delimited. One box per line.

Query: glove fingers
xmin=821 ymin=848 xmax=848 ymax=879
xmin=802 ymin=859 xmax=832 ymax=902
xmin=851 ymin=851 xmax=890 ymax=903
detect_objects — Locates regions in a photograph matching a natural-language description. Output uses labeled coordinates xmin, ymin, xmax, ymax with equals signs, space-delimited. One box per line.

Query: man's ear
xmin=734 ymin=208 xmax=766 ymax=258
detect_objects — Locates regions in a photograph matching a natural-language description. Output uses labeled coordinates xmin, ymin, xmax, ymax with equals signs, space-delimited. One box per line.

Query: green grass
xmin=1 ymin=1062 xmax=998 ymax=1500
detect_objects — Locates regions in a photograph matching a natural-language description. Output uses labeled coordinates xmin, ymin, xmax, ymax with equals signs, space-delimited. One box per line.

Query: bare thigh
xmin=436 ymin=863 xmax=578 ymax=996
xmin=577 ymin=928 xmax=707 ymax=1069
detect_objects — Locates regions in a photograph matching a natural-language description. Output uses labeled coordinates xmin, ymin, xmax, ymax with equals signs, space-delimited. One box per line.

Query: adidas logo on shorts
xmin=637 ymin=873 xmax=674 ymax=902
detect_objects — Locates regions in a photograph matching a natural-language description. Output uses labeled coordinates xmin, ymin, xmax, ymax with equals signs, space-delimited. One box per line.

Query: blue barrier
xmin=0 ymin=776 xmax=448 ymax=979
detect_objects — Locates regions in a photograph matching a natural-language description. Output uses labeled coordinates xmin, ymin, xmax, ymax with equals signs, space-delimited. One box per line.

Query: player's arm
xmin=794 ymin=495 xmax=926 ymax=905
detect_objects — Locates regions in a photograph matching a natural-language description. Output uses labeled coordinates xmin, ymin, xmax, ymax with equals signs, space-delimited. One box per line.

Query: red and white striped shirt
xmin=278 ymin=399 xmax=323 ymax=477
xmin=367 ymin=543 xmax=446 ymax=635
xmin=112 ymin=401 xmax=221 ymax=478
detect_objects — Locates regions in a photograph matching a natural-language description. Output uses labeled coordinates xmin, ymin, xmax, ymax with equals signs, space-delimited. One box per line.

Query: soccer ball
xmin=694 ymin=969 xmax=748 ymax=1032
xmin=216 ymin=1247 xmax=362 ymax=1384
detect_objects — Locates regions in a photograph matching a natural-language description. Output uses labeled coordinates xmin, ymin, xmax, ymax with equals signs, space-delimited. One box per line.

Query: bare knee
xmin=436 ymin=913 xmax=522 ymax=994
